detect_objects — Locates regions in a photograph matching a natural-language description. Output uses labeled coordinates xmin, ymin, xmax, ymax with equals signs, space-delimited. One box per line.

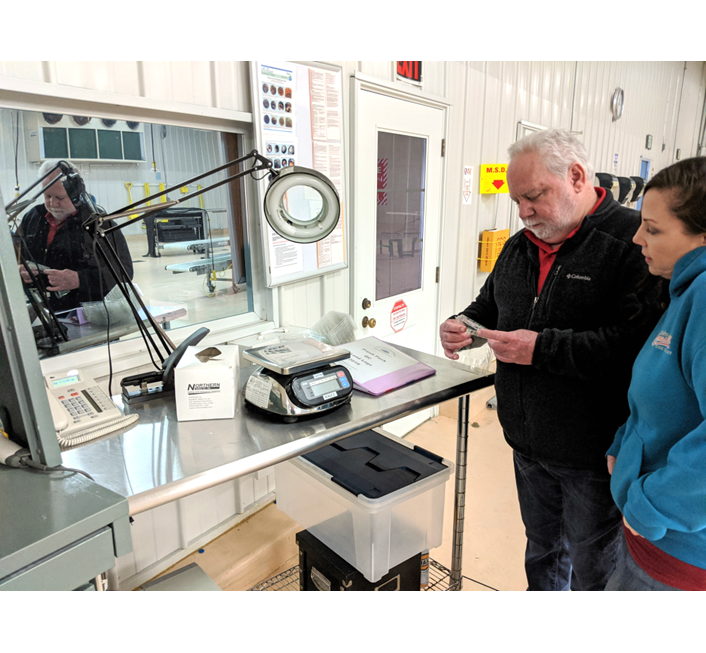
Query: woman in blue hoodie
xmin=605 ymin=157 xmax=706 ymax=591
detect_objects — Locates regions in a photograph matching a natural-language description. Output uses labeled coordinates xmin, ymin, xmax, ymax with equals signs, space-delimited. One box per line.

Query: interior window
xmin=1 ymin=108 xmax=252 ymax=360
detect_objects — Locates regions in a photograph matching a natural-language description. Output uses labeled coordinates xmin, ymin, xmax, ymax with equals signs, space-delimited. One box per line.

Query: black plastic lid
xmin=302 ymin=430 xmax=448 ymax=499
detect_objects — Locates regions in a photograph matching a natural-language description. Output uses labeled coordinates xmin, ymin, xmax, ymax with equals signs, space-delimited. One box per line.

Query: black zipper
xmin=543 ymin=264 xmax=563 ymax=311
xmin=527 ymin=263 xmax=563 ymax=329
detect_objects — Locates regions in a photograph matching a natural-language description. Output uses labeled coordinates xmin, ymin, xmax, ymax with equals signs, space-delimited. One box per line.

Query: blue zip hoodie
xmin=607 ymin=246 xmax=706 ymax=568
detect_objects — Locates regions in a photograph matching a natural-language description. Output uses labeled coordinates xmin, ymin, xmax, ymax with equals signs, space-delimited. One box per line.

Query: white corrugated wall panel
xmin=213 ymin=61 xmax=252 ymax=113
xmin=436 ymin=60 xmax=705 ymax=313
xmin=51 ymin=61 xmax=142 ymax=97
xmin=0 ymin=61 xmax=47 ymax=83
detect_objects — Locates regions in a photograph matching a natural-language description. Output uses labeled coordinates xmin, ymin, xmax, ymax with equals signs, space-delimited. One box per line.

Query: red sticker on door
xmin=390 ymin=300 xmax=408 ymax=333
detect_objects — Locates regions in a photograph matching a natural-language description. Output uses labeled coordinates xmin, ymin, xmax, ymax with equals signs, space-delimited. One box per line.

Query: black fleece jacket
xmin=459 ymin=192 xmax=660 ymax=470
xmin=16 ymin=205 xmax=134 ymax=313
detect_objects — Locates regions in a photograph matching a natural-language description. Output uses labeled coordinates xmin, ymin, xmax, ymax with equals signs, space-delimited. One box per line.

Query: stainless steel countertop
xmin=61 ymin=346 xmax=494 ymax=515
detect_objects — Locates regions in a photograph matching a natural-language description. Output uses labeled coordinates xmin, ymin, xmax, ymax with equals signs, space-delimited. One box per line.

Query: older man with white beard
xmin=16 ymin=160 xmax=133 ymax=313
xmin=439 ymin=129 xmax=660 ymax=591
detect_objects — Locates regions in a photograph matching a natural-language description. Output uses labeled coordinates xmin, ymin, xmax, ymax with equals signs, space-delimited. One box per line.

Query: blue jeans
xmin=513 ymin=450 xmax=622 ymax=591
xmin=605 ymin=531 xmax=681 ymax=591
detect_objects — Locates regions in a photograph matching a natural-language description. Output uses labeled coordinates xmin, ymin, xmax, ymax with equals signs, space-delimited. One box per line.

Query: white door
xmin=352 ymin=87 xmax=445 ymax=435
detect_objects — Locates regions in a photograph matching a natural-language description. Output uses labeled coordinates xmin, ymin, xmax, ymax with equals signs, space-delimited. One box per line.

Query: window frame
xmin=0 ymin=90 xmax=278 ymax=379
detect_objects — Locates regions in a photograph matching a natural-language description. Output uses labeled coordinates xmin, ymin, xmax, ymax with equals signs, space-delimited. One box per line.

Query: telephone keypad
xmin=59 ymin=388 xmax=110 ymax=423
xmin=61 ymin=395 xmax=94 ymax=422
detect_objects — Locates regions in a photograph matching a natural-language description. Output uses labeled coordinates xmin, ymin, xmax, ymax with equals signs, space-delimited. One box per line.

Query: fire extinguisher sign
xmin=390 ymin=300 xmax=408 ymax=333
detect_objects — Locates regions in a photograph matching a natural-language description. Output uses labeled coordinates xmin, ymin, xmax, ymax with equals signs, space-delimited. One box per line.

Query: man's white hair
xmin=38 ymin=159 xmax=79 ymax=179
xmin=508 ymin=129 xmax=594 ymax=182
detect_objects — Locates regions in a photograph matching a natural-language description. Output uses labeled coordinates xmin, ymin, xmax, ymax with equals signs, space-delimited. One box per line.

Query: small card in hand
xmin=454 ymin=314 xmax=488 ymax=351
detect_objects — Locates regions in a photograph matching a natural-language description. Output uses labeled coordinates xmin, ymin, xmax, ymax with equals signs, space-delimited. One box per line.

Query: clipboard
xmin=338 ymin=337 xmax=436 ymax=396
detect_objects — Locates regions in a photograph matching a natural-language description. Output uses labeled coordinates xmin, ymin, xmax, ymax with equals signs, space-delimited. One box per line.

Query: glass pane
xmin=1 ymin=108 xmax=253 ymax=360
xmin=281 ymin=186 xmax=324 ymax=224
xmin=68 ymin=128 xmax=97 ymax=158
xmin=42 ymin=127 xmax=69 ymax=158
xmin=375 ymin=131 xmax=426 ymax=301
xmin=97 ymin=130 xmax=123 ymax=159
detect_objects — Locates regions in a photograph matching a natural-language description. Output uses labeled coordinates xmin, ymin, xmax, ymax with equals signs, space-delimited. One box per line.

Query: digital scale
xmin=243 ymin=338 xmax=354 ymax=422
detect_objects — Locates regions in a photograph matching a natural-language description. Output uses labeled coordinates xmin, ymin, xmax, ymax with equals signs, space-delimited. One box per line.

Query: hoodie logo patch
xmin=652 ymin=331 xmax=673 ymax=355
xmin=566 ymin=273 xmax=591 ymax=281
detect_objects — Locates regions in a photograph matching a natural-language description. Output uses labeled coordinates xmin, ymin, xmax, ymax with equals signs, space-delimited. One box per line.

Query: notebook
xmin=338 ymin=337 xmax=436 ymax=396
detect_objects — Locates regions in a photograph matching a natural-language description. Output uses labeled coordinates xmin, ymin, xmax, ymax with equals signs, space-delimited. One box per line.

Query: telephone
xmin=45 ymin=368 xmax=139 ymax=447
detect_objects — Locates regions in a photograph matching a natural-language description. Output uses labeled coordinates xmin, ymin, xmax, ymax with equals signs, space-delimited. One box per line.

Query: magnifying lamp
xmin=263 ymin=166 xmax=340 ymax=243
xmin=4 ymin=152 xmax=341 ymax=398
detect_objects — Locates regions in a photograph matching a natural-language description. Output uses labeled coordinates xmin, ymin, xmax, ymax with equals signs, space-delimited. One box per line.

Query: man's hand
xmin=18 ymin=264 xmax=33 ymax=284
xmin=477 ymin=328 xmax=538 ymax=365
xmin=607 ymin=455 xmax=616 ymax=475
xmin=43 ymin=269 xmax=80 ymax=292
xmin=439 ymin=318 xmax=472 ymax=360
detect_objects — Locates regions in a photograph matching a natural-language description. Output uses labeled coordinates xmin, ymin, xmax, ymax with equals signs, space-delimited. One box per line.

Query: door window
xmin=375 ymin=131 xmax=426 ymax=301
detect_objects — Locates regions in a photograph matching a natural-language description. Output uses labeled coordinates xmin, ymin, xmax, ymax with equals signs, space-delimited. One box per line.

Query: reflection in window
xmin=375 ymin=131 xmax=426 ymax=301
xmin=1 ymin=108 xmax=252 ymax=359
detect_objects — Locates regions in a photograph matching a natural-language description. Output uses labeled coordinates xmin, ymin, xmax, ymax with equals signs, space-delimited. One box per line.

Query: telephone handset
xmin=44 ymin=369 xmax=138 ymax=447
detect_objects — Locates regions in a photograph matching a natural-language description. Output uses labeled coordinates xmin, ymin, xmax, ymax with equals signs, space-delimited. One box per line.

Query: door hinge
xmin=441 ymin=139 xmax=446 ymax=157
xmin=436 ymin=266 xmax=440 ymax=283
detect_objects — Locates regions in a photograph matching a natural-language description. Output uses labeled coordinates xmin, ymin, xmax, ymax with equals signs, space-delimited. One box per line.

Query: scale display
xmin=243 ymin=337 xmax=353 ymax=421
xmin=294 ymin=369 xmax=351 ymax=404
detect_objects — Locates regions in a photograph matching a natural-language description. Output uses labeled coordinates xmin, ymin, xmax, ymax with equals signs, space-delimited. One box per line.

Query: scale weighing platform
xmin=243 ymin=338 xmax=354 ymax=422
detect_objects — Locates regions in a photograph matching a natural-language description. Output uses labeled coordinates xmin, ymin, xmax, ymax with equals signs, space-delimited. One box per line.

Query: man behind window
xmin=16 ymin=160 xmax=134 ymax=313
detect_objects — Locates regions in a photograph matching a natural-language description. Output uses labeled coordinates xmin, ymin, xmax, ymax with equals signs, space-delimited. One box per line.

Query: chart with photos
xmin=254 ymin=61 xmax=347 ymax=286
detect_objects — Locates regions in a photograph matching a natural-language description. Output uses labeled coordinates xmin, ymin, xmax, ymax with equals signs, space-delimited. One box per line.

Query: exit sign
xmin=397 ymin=61 xmax=422 ymax=85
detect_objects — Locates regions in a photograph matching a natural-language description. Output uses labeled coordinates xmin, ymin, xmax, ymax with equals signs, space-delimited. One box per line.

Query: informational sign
xmin=390 ymin=300 xmax=408 ymax=333
xmin=377 ymin=158 xmax=388 ymax=206
xmin=462 ymin=166 xmax=474 ymax=205
xmin=252 ymin=61 xmax=347 ymax=287
xmin=479 ymin=164 xmax=509 ymax=194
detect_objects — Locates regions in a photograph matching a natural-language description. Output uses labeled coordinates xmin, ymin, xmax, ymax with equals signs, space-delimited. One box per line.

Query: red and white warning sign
xmin=377 ymin=158 xmax=388 ymax=205
xmin=390 ymin=300 xmax=408 ymax=333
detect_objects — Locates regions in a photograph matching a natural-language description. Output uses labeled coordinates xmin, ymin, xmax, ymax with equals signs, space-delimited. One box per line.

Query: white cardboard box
xmin=174 ymin=345 xmax=239 ymax=421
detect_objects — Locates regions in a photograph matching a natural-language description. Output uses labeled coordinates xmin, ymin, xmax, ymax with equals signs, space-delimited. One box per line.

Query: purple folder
xmin=341 ymin=337 xmax=436 ymax=396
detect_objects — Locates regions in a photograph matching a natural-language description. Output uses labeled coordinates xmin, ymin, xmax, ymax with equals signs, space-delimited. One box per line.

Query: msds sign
xmin=479 ymin=164 xmax=509 ymax=194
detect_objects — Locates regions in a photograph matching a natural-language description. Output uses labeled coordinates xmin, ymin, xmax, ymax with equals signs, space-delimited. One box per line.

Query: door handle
xmin=362 ymin=317 xmax=376 ymax=329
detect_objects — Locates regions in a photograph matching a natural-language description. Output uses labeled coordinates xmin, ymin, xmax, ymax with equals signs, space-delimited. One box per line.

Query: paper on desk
xmin=338 ymin=337 xmax=435 ymax=396
xmin=252 ymin=338 xmax=336 ymax=367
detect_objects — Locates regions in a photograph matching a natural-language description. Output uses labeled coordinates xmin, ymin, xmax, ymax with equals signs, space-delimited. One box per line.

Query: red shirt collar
xmin=44 ymin=210 xmax=77 ymax=226
xmin=44 ymin=210 xmax=76 ymax=247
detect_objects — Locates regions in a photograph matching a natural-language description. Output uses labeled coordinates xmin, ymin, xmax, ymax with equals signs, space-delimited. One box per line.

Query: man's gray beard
xmin=522 ymin=222 xmax=556 ymax=241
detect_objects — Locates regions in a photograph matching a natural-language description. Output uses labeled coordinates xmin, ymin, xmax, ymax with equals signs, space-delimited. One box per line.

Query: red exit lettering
xmin=397 ymin=61 xmax=422 ymax=82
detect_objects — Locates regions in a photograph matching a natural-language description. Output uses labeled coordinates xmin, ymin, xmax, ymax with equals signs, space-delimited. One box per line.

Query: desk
xmin=62 ymin=346 xmax=494 ymax=590
xmin=0 ymin=468 xmax=131 ymax=590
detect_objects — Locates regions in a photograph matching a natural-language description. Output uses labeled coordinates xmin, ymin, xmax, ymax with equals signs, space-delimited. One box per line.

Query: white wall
xmin=436 ymin=61 xmax=706 ymax=321
xmin=2 ymin=60 xmax=705 ymax=342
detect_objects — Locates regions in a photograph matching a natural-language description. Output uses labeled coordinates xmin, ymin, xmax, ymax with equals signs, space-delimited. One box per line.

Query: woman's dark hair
xmin=630 ymin=157 xmax=706 ymax=322
xmin=644 ymin=156 xmax=706 ymax=235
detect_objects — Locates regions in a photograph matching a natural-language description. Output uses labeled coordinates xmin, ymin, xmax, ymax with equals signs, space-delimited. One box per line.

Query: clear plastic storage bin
xmin=274 ymin=431 xmax=453 ymax=582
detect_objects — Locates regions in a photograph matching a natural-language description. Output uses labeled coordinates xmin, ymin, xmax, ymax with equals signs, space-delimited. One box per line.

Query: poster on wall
xmin=252 ymin=61 xmax=347 ymax=287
